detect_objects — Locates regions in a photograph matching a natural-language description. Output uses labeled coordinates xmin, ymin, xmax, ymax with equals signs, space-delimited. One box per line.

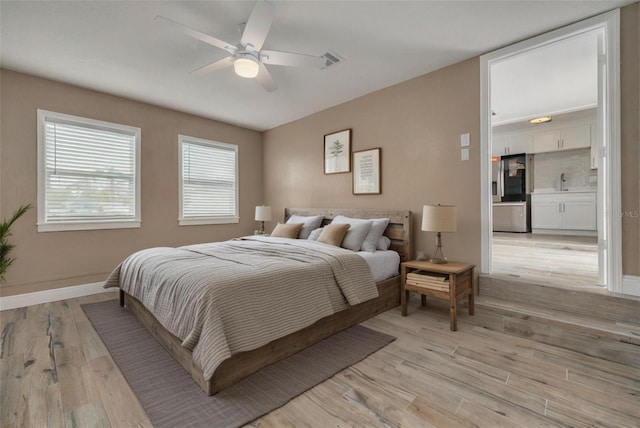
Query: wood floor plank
xmin=503 ymin=316 xmax=640 ymax=367
xmin=508 ymin=372 xmax=640 ymax=421
xmin=397 ymin=358 xmax=549 ymax=421
xmin=278 ymin=388 xmax=376 ymax=427
xmin=55 ymin=345 xmax=100 ymax=414
xmin=87 ymin=355 xmax=149 ymax=427
xmin=0 ymin=306 xmax=27 ymax=359
xmin=64 ymin=401 xmax=111 ymax=428
xmin=407 ymin=396 xmax=475 ymax=427
xmin=0 ymin=354 xmax=24 ymax=427
xmin=456 ymin=398 xmax=551 ymax=428
xmin=545 ymin=399 xmax=638 ymax=428
xmin=249 ymin=408 xmax=297 ymax=428
xmin=567 ymin=369 xmax=640 ymax=402
xmin=333 ymin=368 xmax=427 ymax=428
xmin=453 ymin=344 xmax=567 ymax=386
xmin=472 ymin=324 xmax=640 ymax=385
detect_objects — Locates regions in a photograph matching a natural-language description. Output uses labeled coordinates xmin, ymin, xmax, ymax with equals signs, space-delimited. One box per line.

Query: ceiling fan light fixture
xmin=529 ymin=116 xmax=552 ymax=124
xmin=234 ymin=54 xmax=259 ymax=78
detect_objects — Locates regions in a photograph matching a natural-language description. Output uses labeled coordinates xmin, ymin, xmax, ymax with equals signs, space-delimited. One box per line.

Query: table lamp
xmin=254 ymin=205 xmax=272 ymax=234
xmin=422 ymin=204 xmax=457 ymax=264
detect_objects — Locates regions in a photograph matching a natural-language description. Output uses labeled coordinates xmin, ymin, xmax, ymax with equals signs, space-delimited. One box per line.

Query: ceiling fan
xmin=156 ymin=1 xmax=324 ymax=92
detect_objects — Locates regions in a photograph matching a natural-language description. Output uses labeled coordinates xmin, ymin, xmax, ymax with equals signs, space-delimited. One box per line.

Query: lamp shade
xmin=422 ymin=205 xmax=457 ymax=232
xmin=255 ymin=205 xmax=272 ymax=222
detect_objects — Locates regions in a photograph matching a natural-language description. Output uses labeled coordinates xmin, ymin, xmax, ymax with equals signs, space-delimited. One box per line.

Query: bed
xmin=107 ymin=208 xmax=412 ymax=395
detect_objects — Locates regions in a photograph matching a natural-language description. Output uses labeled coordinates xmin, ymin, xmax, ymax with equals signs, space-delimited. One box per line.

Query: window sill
xmin=37 ymin=220 xmax=141 ymax=232
xmin=179 ymin=217 xmax=240 ymax=226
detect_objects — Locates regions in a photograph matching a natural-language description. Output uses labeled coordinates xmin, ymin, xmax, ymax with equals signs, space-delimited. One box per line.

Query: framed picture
xmin=353 ymin=148 xmax=381 ymax=195
xmin=324 ymin=129 xmax=351 ymax=174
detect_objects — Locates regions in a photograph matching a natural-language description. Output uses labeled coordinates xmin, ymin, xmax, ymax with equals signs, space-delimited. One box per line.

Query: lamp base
xmin=430 ymin=232 xmax=448 ymax=264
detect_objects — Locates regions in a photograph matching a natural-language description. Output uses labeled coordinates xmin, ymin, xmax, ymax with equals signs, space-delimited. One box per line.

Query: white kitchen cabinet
xmin=531 ymin=198 xmax=563 ymax=229
xmin=492 ymin=132 xmax=531 ymax=156
xmin=531 ymin=192 xmax=596 ymax=234
xmin=563 ymin=193 xmax=597 ymax=230
xmin=531 ymin=123 xmax=591 ymax=154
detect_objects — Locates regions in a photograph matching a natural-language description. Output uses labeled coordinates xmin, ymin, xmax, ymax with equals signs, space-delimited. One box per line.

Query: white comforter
xmin=104 ymin=237 xmax=378 ymax=380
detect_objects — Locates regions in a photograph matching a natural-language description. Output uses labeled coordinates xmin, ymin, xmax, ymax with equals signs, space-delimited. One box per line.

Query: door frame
xmin=479 ymin=10 xmax=622 ymax=291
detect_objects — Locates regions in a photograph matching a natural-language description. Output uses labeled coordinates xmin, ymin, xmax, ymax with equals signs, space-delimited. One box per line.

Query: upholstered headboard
xmin=284 ymin=208 xmax=412 ymax=261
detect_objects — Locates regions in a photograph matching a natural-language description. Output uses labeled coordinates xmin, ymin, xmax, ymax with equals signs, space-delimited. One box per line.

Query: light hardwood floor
xmin=492 ymin=232 xmax=602 ymax=292
xmin=2 ymin=293 xmax=639 ymax=427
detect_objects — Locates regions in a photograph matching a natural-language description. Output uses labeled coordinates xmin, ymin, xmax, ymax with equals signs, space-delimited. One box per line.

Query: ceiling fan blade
xmin=261 ymin=50 xmax=323 ymax=68
xmin=191 ymin=56 xmax=235 ymax=75
xmin=240 ymin=1 xmax=274 ymax=51
xmin=256 ymin=62 xmax=277 ymax=92
xmin=155 ymin=15 xmax=237 ymax=54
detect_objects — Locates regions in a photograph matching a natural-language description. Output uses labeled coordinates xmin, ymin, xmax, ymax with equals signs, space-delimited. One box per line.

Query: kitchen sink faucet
xmin=560 ymin=173 xmax=567 ymax=191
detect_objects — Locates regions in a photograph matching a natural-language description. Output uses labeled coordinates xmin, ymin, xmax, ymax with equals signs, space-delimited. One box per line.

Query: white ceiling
xmin=491 ymin=29 xmax=600 ymax=126
xmin=0 ymin=1 xmax=633 ymax=132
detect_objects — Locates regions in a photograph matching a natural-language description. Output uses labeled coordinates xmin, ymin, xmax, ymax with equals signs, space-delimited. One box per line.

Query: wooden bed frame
xmin=119 ymin=208 xmax=412 ymax=395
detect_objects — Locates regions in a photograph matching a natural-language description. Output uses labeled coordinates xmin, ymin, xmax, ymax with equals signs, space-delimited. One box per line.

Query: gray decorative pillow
xmin=331 ymin=216 xmax=373 ymax=251
xmin=286 ymin=215 xmax=324 ymax=239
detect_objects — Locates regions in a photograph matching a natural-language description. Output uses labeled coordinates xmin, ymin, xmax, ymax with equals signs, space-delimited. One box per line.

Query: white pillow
xmin=361 ymin=218 xmax=390 ymax=253
xmin=377 ymin=236 xmax=392 ymax=251
xmin=332 ymin=215 xmax=389 ymax=253
xmin=286 ymin=215 xmax=324 ymax=239
xmin=330 ymin=216 xmax=373 ymax=251
xmin=308 ymin=227 xmax=323 ymax=241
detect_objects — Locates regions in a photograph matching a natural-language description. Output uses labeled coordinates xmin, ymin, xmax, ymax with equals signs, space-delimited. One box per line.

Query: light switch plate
xmin=460 ymin=133 xmax=470 ymax=147
xmin=461 ymin=148 xmax=469 ymax=161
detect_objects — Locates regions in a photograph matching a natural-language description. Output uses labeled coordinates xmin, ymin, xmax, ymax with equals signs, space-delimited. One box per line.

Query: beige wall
xmin=264 ymin=58 xmax=482 ymax=267
xmin=0 ymin=70 xmax=263 ymax=297
xmin=621 ymin=2 xmax=640 ymax=276
xmin=264 ymin=3 xmax=640 ymax=277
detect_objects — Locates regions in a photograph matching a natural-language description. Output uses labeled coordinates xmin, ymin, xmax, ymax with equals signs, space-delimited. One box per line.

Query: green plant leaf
xmin=0 ymin=204 xmax=31 ymax=281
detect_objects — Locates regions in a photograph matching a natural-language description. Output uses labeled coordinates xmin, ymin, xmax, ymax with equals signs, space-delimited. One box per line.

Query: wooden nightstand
xmin=401 ymin=260 xmax=475 ymax=331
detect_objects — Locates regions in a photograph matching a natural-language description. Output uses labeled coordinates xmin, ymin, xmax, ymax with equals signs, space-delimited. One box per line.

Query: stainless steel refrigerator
xmin=492 ymin=153 xmax=532 ymax=232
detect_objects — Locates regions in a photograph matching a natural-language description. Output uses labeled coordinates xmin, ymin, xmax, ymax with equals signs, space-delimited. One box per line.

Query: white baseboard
xmin=622 ymin=275 xmax=640 ymax=297
xmin=0 ymin=282 xmax=117 ymax=311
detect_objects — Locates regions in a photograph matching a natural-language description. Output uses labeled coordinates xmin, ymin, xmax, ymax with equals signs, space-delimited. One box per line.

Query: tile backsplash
xmin=533 ymin=148 xmax=597 ymax=191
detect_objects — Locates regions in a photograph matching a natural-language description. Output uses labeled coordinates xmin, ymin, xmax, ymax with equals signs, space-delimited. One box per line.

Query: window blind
xmin=180 ymin=138 xmax=238 ymax=221
xmin=41 ymin=114 xmax=138 ymax=225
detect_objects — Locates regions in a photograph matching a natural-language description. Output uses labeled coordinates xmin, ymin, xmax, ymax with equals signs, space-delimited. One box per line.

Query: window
xmin=179 ymin=135 xmax=239 ymax=225
xmin=37 ymin=110 xmax=141 ymax=232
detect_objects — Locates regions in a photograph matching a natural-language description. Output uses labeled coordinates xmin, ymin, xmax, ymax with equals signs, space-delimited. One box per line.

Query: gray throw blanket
xmin=104 ymin=237 xmax=378 ymax=380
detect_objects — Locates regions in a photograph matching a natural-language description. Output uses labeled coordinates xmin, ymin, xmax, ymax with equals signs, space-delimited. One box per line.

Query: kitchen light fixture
xmin=234 ymin=53 xmax=260 ymax=78
xmin=529 ymin=116 xmax=552 ymax=124
xmin=422 ymin=204 xmax=457 ymax=264
xmin=255 ymin=205 xmax=272 ymax=234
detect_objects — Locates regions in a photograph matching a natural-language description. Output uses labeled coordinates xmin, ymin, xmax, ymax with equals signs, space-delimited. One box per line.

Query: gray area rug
xmin=82 ymin=300 xmax=395 ymax=428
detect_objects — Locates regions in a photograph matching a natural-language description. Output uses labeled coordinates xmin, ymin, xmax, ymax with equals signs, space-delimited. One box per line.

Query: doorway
xmin=480 ymin=10 xmax=622 ymax=292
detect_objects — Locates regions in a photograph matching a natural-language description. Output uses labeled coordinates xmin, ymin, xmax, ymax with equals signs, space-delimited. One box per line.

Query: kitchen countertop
xmin=533 ymin=188 xmax=597 ymax=194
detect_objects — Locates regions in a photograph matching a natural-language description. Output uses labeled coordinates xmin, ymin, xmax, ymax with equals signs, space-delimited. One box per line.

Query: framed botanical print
xmin=324 ymin=129 xmax=351 ymax=174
